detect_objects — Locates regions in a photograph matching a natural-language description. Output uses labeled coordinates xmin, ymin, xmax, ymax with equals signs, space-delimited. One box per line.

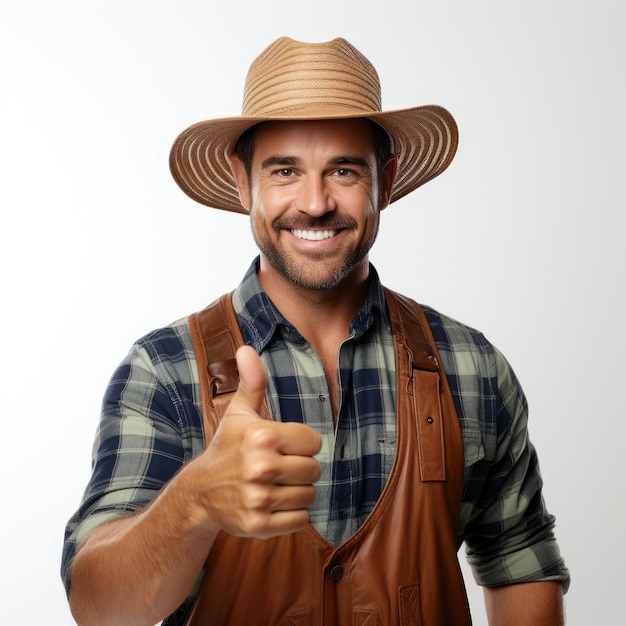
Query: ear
xmin=379 ymin=155 xmax=398 ymax=211
xmin=230 ymin=154 xmax=251 ymax=210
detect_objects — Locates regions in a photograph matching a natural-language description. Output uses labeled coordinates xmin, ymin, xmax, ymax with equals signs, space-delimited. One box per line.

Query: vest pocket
xmin=288 ymin=611 xmax=311 ymax=626
xmin=399 ymin=583 xmax=422 ymax=626
xmin=354 ymin=609 xmax=380 ymax=625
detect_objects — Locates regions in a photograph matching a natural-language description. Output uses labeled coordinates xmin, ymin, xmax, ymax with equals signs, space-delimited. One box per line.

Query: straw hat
xmin=170 ymin=37 xmax=458 ymax=214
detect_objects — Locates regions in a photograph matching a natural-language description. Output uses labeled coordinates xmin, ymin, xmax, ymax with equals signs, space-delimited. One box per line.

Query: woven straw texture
xmin=170 ymin=38 xmax=458 ymax=213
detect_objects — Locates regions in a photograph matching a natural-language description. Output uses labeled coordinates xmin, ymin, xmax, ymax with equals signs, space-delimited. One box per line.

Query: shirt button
xmin=329 ymin=565 xmax=344 ymax=581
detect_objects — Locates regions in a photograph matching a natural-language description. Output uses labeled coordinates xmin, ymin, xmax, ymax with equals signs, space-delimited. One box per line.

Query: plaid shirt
xmin=62 ymin=259 xmax=569 ymax=609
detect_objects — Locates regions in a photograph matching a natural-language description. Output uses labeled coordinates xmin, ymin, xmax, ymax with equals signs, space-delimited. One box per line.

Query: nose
xmin=296 ymin=175 xmax=336 ymax=216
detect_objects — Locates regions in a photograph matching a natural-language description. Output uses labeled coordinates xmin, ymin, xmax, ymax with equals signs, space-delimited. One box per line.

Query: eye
xmin=335 ymin=168 xmax=352 ymax=177
xmin=275 ymin=168 xmax=294 ymax=177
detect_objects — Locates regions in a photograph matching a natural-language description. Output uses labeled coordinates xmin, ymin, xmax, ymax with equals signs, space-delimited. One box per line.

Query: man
xmin=62 ymin=37 xmax=569 ymax=625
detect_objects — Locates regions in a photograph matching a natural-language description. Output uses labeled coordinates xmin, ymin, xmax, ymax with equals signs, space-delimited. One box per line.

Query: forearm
xmin=484 ymin=581 xmax=564 ymax=626
xmin=69 ymin=468 xmax=219 ymax=626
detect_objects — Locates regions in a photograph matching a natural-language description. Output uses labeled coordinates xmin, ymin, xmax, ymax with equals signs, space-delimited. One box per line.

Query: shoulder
xmin=104 ymin=316 xmax=201 ymax=434
xmin=420 ymin=304 xmax=491 ymax=351
xmin=119 ymin=316 xmax=199 ymax=384
xmin=419 ymin=304 xmax=526 ymax=466
xmin=420 ymin=304 xmax=499 ymax=382
xmin=133 ymin=316 xmax=195 ymax=360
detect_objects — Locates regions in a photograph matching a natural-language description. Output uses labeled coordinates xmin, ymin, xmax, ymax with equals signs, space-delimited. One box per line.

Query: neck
xmin=257 ymin=258 xmax=369 ymax=344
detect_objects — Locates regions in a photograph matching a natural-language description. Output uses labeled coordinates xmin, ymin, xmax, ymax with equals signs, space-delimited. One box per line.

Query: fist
xmin=196 ymin=346 xmax=322 ymax=539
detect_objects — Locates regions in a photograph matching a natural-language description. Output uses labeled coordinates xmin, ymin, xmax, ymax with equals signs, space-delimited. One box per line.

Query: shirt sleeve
xmin=423 ymin=306 xmax=569 ymax=591
xmin=460 ymin=345 xmax=570 ymax=590
xmin=60 ymin=322 xmax=204 ymax=595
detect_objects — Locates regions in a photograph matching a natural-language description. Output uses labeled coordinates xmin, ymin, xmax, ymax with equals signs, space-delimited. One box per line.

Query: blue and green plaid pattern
xmin=62 ymin=259 xmax=568 ymax=604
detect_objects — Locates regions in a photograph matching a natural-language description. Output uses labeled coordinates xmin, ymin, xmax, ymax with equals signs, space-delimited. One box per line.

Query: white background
xmin=2 ymin=1 xmax=624 ymax=623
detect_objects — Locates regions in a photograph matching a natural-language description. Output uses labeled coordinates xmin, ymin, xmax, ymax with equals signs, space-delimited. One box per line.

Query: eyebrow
xmin=260 ymin=156 xmax=300 ymax=169
xmin=260 ymin=155 xmax=371 ymax=170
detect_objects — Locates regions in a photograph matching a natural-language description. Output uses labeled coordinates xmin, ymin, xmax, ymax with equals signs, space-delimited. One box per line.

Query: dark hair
xmin=233 ymin=119 xmax=393 ymax=182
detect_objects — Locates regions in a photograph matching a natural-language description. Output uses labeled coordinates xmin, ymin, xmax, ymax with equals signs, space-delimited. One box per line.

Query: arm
xmin=461 ymin=344 xmax=569 ymax=587
xmin=68 ymin=346 xmax=321 ymax=626
xmin=427 ymin=309 xmax=569 ymax=621
xmin=69 ymin=464 xmax=221 ymax=626
xmin=484 ymin=581 xmax=564 ymax=625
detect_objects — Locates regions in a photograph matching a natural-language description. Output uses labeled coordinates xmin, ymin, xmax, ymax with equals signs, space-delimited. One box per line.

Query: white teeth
xmin=292 ymin=229 xmax=337 ymax=241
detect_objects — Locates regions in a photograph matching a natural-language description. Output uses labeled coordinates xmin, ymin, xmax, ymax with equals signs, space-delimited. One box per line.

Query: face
xmin=231 ymin=119 xmax=397 ymax=291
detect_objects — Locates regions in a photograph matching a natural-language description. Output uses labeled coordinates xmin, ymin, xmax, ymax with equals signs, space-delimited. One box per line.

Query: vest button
xmin=329 ymin=565 xmax=344 ymax=581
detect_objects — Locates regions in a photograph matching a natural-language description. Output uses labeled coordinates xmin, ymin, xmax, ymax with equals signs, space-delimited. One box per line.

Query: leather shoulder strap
xmin=383 ymin=287 xmax=442 ymax=378
xmin=384 ymin=287 xmax=455 ymax=481
xmin=188 ymin=293 xmax=247 ymax=444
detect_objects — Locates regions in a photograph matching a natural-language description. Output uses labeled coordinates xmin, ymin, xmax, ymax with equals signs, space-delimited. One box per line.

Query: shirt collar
xmin=232 ymin=256 xmax=390 ymax=353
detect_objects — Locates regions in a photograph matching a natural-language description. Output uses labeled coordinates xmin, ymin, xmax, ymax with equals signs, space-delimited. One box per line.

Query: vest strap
xmin=188 ymin=294 xmax=245 ymax=442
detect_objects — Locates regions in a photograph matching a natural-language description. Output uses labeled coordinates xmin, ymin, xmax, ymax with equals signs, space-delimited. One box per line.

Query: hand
xmin=193 ymin=345 xmax=322 ymax=539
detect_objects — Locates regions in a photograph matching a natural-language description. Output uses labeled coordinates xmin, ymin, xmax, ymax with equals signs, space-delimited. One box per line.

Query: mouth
xmin=291 ymin=229 xmax=338 ymax=241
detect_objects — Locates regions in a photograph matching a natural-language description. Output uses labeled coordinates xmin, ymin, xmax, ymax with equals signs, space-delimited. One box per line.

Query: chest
xmin=260 ymin=330 xmax=396 ymax=426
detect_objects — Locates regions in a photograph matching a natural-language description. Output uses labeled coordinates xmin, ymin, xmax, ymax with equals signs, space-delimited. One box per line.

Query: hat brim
xmin=169 ymin=105 xmax=458 ymax=214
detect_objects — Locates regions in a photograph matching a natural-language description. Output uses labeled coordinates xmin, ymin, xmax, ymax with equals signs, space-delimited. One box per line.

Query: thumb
xmin=231 ymin=345 xmax=267 ymax=418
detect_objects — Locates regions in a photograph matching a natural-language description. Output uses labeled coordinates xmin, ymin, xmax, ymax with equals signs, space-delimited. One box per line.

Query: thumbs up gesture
xmin=192 ymin=346 xmax=322 ymax=539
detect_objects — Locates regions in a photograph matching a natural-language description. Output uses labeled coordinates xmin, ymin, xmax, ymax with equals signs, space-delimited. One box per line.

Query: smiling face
xmin=230 ymin=119 xmax=397 ymax=292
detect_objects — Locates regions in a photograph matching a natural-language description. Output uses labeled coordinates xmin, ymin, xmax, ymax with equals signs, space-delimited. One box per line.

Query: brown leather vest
xmin=186 ymin=289 xmax=471 ymax=625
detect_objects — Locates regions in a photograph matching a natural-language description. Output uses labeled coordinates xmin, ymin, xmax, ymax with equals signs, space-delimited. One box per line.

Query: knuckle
xmin=305 ymin=485 xmax=317 ymax=504
xmin=310 ymin=459 xmax=322 ymax=482
xmin=244 ymin=484 xmax=274 ymax=511
xmin=298 ymin=485 xmax=316 ymax=507
xmin=241 ymin=478 xmax=276 ymax=509
xmin=241 ymin=511 xmax=271 ymax=537
xmin=246 ymin=424 xmax=279 ymax=449
xmin=242 ymin=457 xmax=276 ymax=483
